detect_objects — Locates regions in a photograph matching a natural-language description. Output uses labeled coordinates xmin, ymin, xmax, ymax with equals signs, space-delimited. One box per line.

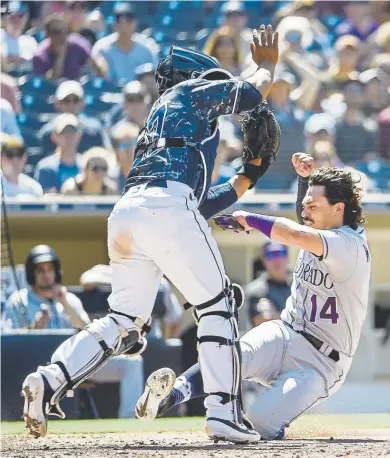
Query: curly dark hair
xmin=309 ymin=167 xmax=365 ymax=230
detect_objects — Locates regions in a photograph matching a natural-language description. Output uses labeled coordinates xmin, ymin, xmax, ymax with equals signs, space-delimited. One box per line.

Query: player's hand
xmin=292 ymin=153 xmax=314 ymax=178
xmin=232 ymin=210 xmax=253 ymax=232
xmin=250 ymin=24 xmax=279 ymax=67
xmin=31 ymin=305 xmax=51 ymax=329
xmin=52 ymin=285 xmax=68 ymax=306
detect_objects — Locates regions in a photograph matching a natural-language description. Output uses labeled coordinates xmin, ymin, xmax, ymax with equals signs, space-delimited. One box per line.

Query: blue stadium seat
xmin=84 ymin=94 xmax=116 ymax=118
xmin=20 ymin=126 xmax=41 ymax=149
xmin=80 ymin=76 xmax=123 ymax=95
xmin=16 ymin=113 xmax=46 ymax=131
xmin=19 ymin=75 xmax=59 ymax=96
xmin=20 ymin=94 xmax=56 ymax=115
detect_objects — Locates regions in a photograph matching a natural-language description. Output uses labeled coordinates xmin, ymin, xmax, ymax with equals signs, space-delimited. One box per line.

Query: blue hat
xmin=263 ymin=242 xmax=288 ymax=259
xmin=7 ymin=1 xmax=28 ymax=16
xmin=113 ymin=2 xmax=135 ymax=16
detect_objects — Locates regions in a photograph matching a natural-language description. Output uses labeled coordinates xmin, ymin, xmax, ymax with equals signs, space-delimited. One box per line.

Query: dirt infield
xmin=3 ymin=429 xmax=390 ymax=458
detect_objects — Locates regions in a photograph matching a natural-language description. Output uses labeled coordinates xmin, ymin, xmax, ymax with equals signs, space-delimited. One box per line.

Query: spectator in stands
xmin=35 ymin=113 xmax=83 ymax=193
xmin=326 ymin=35 xmax=361 ymax=96
xmin=1 ymin=245 xmax=89 ymax=330
xmin=259 ymin=71 xmax=306 ymax=190
xmin=135 ymin=63 xmax=159 ymax=104
xmin=335 ymin=78 xmax=378 ymax=164
xmin=276 ymin=16 xmax=326 ymax=76
xmin=379 ymin=105 xmax=390 ymax=159
xmin=110 ymin=122 xmax=139 ymax=191
xmin=105 ymin=81 xmax=149 ymax=132
xmin=92 ymin=2 xmax=157 ymax=84
xmin=32 ymin=14 xmax=102 ymax=80
xmin=61 ymin=147 xmax=117 ymax=195
xmin=79 ymin=9 xmax=107 ymax=46
xmin=335 ymin=0 xmax=379 ymax=41
xmin=203 ymin=26 xmax=242 ymax=76
xmin=0 ymin=98 xmax=20 ymax=137
xmin=64 ymin=1 xmax=88 ymax=34
xmin=359 ymin=69 xmax=389 ymax=119
xmin=0 ymin=73 xmax=21 ymax=113
xmin=218 ymin=1 xmax=252 ymax=64
xmin=0 ymin=2 xmax=37 ymax=68
xmin=0 ymin=134 xmax=43 ymax=198
xmin=245 ymin=242 xmax=291 ymax=329
xmin=304 ymin=112 xmax=336 ymax=155
xmin=39 ymin=80 xmax=106 ymax=157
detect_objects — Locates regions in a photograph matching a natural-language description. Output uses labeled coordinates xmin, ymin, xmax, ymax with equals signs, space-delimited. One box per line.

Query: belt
xmin=285 ymin=322 xmax=340 ymax=362
xmin=151 ymin=138 xmax=186 ymax=149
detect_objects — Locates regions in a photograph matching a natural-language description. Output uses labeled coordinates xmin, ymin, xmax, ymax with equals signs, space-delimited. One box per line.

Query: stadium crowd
xmin=0 ymin=0 xmax=389 ymax=197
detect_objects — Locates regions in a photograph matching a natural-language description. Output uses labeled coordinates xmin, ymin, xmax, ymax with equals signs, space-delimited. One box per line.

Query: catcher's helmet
xmin=155 ymin=46 xmax=234 ymax=95
xmin=25 ymin=245 xmax=62 ymax=285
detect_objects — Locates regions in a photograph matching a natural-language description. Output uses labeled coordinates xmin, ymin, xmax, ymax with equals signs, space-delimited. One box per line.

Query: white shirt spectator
xmin=0 ymin=98 xmax=21 ymax=137
xmin=0 ymin=171 xmax=43 ymax=198
xmin=0 ymin=28 xmax=37 ymax=61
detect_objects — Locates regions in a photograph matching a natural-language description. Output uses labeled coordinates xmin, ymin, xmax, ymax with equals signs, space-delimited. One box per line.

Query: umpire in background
xmin=245 ymin=242 xmax=291 ymax=328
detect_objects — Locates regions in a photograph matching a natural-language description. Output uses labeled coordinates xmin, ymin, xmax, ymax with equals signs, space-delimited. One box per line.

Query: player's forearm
xmin=245 ymin=214 xmax=324 ymax=256
xmin=245 ymin=62 xmax=275 ymax=100
xmin=296 ymin=176 xmax=309 ymax=224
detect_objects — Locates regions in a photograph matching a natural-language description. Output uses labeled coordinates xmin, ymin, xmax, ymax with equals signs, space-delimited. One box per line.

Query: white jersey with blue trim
xmin=281 ymin=225 xmax=371 ymax=356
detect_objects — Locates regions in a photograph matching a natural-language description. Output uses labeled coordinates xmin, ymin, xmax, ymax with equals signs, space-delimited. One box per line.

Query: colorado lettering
xmin=294 ymin=260 xmax=334 ymax=289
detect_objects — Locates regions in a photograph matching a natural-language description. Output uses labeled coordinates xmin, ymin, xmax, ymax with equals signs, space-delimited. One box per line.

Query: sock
xmin=158 ymin=363 xmax=205 ymax=415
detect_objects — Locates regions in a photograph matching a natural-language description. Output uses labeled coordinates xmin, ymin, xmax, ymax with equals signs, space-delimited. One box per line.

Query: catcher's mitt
xmin=238 ymin=102 xmax=281 ymax=188
xmin=213 ymin=214 xmax=247 ymax=233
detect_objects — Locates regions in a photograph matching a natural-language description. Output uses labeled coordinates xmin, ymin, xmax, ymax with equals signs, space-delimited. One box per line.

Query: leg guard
xmin=184 ymin=276 xmax=245 ymax=426
xmin=42 ymin=312 xmax=151 ymax=409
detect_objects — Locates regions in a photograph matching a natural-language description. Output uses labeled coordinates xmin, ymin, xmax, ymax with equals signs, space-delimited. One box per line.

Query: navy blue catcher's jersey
xmin=124 ymin=78 xmax=261 ymax=204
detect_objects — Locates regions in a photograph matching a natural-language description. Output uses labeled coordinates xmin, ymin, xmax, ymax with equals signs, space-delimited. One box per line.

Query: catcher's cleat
xmin=205 ymin=417 xmax=260 ymax=444
xmin=135 ymin=368 xmax=176 ymax=420
xmin=21 ymin=372 xmax=52 ymax=438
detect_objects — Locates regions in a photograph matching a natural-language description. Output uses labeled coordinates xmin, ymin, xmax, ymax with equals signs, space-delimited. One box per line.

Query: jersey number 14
xmin=309 ymin=294 xmax=339 ymax=324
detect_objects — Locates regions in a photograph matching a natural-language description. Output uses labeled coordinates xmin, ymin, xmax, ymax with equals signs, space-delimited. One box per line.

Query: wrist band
xmin=246 ymin=214 xmax=276 ymax=238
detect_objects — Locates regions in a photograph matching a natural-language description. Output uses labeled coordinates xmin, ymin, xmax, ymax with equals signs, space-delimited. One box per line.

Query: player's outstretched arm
xmin=232 ymin=211 xmax=324 ymax=256
xmin=293 ymin=153 xmax=315 ymax=224
xmin=245 ymin=25 xmax=278 ymax=100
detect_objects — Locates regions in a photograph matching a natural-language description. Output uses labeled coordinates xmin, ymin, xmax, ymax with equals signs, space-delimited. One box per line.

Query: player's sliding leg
xmin=136 ymin=364 xmax=205 ymax=420
xmin=22 ymin=207 xmax=162 ymax=438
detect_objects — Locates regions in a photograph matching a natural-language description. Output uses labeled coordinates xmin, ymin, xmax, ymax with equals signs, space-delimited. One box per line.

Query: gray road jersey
xmin=281 ymin=226 xmax=371 ymax=356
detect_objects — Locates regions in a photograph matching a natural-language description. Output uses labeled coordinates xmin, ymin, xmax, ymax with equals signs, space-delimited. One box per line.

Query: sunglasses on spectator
xmin=115 ymin=13 xmax=135 ymax=22
xmin=61 ymin=96 xmax=81 ymax=104
xmin=125 ymin=95 xmax=145 ymax=103
xmin=88 ymin=163 xmax=108 ymax=172
xmin=264 ymin=250 xmax=288 ymax=261
xmin=116 ymin=140 xmax=137 ymax=151
xmin=2 ymin=149 xmax=25 ymax=159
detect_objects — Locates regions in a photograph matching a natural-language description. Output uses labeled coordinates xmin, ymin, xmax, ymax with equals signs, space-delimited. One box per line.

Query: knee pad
xmin=49 ymin=313 xmax=150 ymax=406
xmin=184 ymin=276 xmax=245 ymax=425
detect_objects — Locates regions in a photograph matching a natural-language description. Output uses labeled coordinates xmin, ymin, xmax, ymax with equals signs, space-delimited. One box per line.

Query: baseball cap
xmin=113 ymin=2 xmax=135 ymax=16
xmin=55 ymin=80 xmax=84 ymax=101
xmin=135 ymin=63 xmax=155 ymax=79
xmin=334 ymin=34 xmax=360 ymax=52
xmin=304 ymin=113 xmax=336 ymax=136
xmin=54 ymin=113 xmax=80 ymax=134
xmin=263 ymin=242 xmax=288 ymax=260
xmin=7 ymin=1 xmax=28 ymax=16
xmin=221 ymin=1 xmax=245 ymax=15
xmin=274 ymin=71 xmax=296 ymax=87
